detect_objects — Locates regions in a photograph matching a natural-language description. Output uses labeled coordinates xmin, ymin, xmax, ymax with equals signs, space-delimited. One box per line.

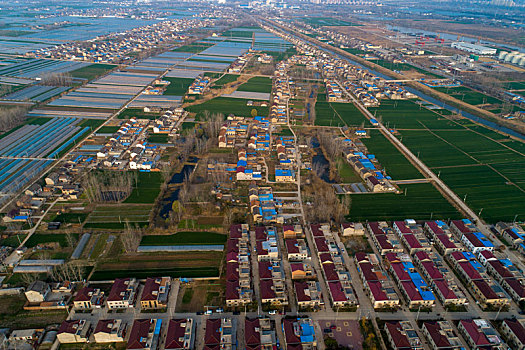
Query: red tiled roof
xmin=127 ymin=319 xmax=151 ymax=349
xmin=286 ymin=239 xmax=299 ymax=254
xmin=458 ymin=261 xmax=483 ymax=280
xmin=322 ymin=263 xmax=339 ymax=282
xmin=58 ymin=320 xmax=84 ymax=335
xmin=225 ymin=280 xmax=239 ymax=301
xmin=260 ymin=279 xmax=276 ymax=300
xmin=459 ymin=320 xmax=490 ymax=346
xmin=505 ymin=279 xmax=525 ymax=298
xmin=282 ymin=319 xmax=301 ymax=344
xmin=421 ymin=261 xmax=444 ymax=281
xmin=318 ymin=252 xmax=333 ymax=264
xmin=258 ymin=261 xmax=273 ymax=279
xmin=400 ymin=281 xmax=423 ymax=301
xmin=385 ymin=322 xmax=411 ymax=348
xmin=229 ymin=224 xmax=242 ymax=239
xmin=328 ymin=281 xmax=347 ymax=302
xmin=404 ymin=234 xmax=422 ymax=249
xmin=310 ymin=224 xmax=324 ymax=237
xmin=165 ymin=319 xmax=190 ymax=349
xmin=204 ymin=319 xmax=221 ymax=345
xmin=367 ymin=281 xmax=388 ymax=301
xmin=433 ymin=280 xmax=457 ymax=300
xmin=74 ymin=287 xmax=94 ymax=302
xmin=436 ymin=234 xmax=457 ymax=249
xmin=314 ymin=237 xmax=329 ymax=253
xmin=488 ymin=260 xmax=514 ymax=279
xmin=423 ymin=322 xmax=451 ymax=348
xmin=368 ymin=222 xmax=385 ymax=236
xmin=472 ymin=280 xmax=499 ymax=300
xmin=451 ymin=220 xmax=471 ymax=234
xmin=391 ymin=263 xmax=411 ymax=281
xmin=245 ymin=318 xmax=261 ymax=346
xmin=394 ymin=221 xmax=412 ymax=234
xmin=503 ymin=319 xmax=525 ymax=346
xmin=107 ymin=278 xmax=131 ymax=302
xmin=294 ymin=281 xmax=311 ymax=302
xmin=141 ymin=277 xmax=162 ymax=302
xmin=425 ymin=221 xmax=444 ymax=235
xmin=226 ymin=262 xmax=239 ymax=281
xmin=94 ymin=319 xmax=116 ymax=334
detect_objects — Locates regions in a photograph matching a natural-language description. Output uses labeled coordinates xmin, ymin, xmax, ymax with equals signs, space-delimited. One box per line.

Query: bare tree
xmin=0 ymin=106 xmax=30 ymax=132
xmin=121 ymin=220 xmax=143 ymax=253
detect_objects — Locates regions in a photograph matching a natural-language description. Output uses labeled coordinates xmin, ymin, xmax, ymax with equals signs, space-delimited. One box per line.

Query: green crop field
xmin=69 ymin=63 xmax=116 ymax=81
xmin=347 ymin=183 xmax=461 ymax=221
xmin=434 ymin=86 xmax=501 ymax=106
xmin=505 ymin=81 xmax=525 ymax=90
xmin=147 ymin=133 xmax=169 ymax=143
xmin=361 ymin=130 xmax=422 ymax=180
xmin=397 ymin=130 xmax=477 ymax=168
xmin=164 ymin=77 xmax=194 ymax=95
xmin=369 ymin=100 xmax=465 ymax=130
xmin=186 ymin=97 xmax=269 ymax=120
xmin=85 ymin=204 xmax=152 ymax=226
xmin=330 ymin=102 xmax=368 ymax=126
xmin=90 ymin=267 xmax=219 ymax=280
xmin=124 ymin=171 xmax=162 ymax=203
xmin=25 ymin=233 xmax=80 ymax=248
xmin=237 ymin=76 xmax=273 ymax=93
xmin=140 ymin=231 xmax=227 ymax=246
xmin=117 ymin=108 xmax=159 ymax=120
xmin=172 ymin=43 xmax=214 ymax=53
xmin=301 ymin=17 xmax=360 ymax=26
xmin=97 ymin=125 xmax=120 ymax=134
xmin=369 ymin=98 xmax=525 ymax=222
xmin=314 ymin=101 xmax=337 ymax=126
xmin=434 ymin=165 xmax=525 ymax=222
xmin=213 ymin=74 xmax=240 ymax=87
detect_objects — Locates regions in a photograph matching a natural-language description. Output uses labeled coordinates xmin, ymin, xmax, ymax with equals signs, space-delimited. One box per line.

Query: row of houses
xmin=355 ymin=252 xmax=400 ymax=309
xmin=255 ymin=226 xmax=288 ymax=306
xmin=477 ymin=250 xmax=525 ymax=305
xmin=225 ymin=224 xmax=253 ymax=307
xmin=310 ymin=224 xmax=357 ymax=309
xmin=447 ymin=251 xmax=510 ymax=308
xmin=342 ymin=138 xmax=396 ymax=193
xmin=74 ymin=277 xmax=170 ymax=311
xmin=57 ymin=317 xmax=194 ymax=349
xmin=385 ymin=252 xmax=436 ymax=309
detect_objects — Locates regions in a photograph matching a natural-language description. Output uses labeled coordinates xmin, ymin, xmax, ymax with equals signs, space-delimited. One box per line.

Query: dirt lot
xmin=175 ymin=280 xmax=224 ymax=312
xmin=99 ymin=251 xmax=223 ymax=270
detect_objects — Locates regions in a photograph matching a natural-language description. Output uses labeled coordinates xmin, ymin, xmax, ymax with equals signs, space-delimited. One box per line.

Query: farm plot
xmin=213 ymin=74 xmax=240 ymax=87
xmin=236 ymin=76 xmax=273 ymax=93
xmin=301 ymin=17 xmax=360 ymax=26
xmin=90 ymin=251 xmax=222 ymax=280
xmin=68 ymin=63 xmax=116 ymax=81
xmin=330 ymin=102 xmax=368 ymax=126
xmin=347 ymin=183 xmax=461 ymax=221
xmin=434 ymin=86 xmax=501 ymax=106
xmin=369 ymin=100 xmax=465 ymax=130
xmin=186 ymin=97 xmax=269 ymax=120
xmin=164 ymin=77 xmax=194 ymax=95
xmin=172 ymin=43 xmax=215 ymax=54
xmin=140 ymin=231 xmax=227 ymax=246
xmin=84 ymin=204 xmax=152 ymax=229
xmin=397 ymin=130 xmax=477 ymax=168
xmin=2 ymin=85 xmax=69 ymax=102
xmin=314 ymin=101 xmax=339 ymax=126
xmin=124 ymin=171 xmax=163 ymax=204
xmin=434 ymin=165 xmax=525 ymax=222
xmin=0 ymin=59 xmax=90 ymax=79
xmin=0 ymin=118 xmax=88 ymax=195
xmin=129 ymin=95 xmax=181 ymax=109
